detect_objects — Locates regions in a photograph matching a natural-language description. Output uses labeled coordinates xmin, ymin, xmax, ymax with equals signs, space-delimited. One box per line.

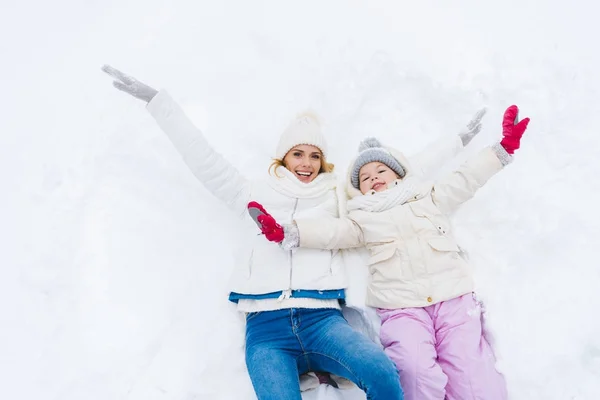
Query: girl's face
xmin=283 ymin=144 xmax=323 ymax=183
xmin=358 ymin=162 xmax=400 ymax=194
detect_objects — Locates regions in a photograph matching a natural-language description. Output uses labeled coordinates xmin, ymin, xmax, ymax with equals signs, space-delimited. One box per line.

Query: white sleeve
xmin=431 ymin=146 xmax=504 ymax=214
xmin=147 ymin=90 xmax=251 ymax=218
xmin=295 ymin=217 xmax=364 ymax=250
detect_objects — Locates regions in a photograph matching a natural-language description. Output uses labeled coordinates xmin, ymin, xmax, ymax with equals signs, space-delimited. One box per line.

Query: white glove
xmin=101 ymin=64 xmax=158 ymax=103
xmin=458 ymin=107 xmax=487 ymax=146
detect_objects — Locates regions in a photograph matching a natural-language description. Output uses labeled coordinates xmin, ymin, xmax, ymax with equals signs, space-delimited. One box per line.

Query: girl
xmin=253 ymin=105 xmax=529 ymax=399
xmin=101 ymin=65 xmax=403 ymax=400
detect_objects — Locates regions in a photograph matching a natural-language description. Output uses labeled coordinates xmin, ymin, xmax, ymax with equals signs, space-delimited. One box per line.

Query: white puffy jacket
xmin=147 ymin=90 xmax=349 ymax=298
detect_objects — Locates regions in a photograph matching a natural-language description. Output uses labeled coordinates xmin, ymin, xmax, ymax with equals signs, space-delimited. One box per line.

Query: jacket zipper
xmin=278 ymin=198 xmax=298 ymax=301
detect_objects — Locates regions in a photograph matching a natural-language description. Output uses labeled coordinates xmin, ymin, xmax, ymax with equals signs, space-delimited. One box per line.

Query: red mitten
xmin=258 ymin=215 xmax=285 ymax=243
xmin=500 ymin=105 xmax=530 ymax=154
xmin=247 ymin=201 xmax=285 ymax=243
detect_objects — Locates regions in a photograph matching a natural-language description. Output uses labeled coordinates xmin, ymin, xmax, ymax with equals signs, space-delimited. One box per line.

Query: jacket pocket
xmin=427 ymin=237 xmax=460 ymax=252
xmin=367 ymin=243 xmax=397 ymax=265
xmin=247 ymin=249 xmax=254 ymax=278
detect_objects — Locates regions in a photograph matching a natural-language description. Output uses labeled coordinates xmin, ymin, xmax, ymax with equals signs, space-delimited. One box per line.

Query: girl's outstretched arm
xmin=431 ymin=105 xmax=529 ymax=214
xmin=247 ymin=202 xmax=364 ymax=250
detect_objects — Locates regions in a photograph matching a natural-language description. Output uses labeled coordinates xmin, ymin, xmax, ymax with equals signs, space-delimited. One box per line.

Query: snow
xmin=2 ymin=0 xmax=600 ymax=399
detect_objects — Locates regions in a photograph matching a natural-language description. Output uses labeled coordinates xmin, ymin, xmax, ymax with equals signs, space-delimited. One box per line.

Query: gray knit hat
xmin=350 ymin=137 xmax=406 ymax=189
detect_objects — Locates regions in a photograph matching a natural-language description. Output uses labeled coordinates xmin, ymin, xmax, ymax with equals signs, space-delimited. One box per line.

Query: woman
xmin=101 ymin=65 xmax=403 ymax=400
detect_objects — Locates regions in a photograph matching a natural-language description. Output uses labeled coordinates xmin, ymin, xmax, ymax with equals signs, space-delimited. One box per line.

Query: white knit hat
xmin=275 ymin=113 xmax=328 ymax=159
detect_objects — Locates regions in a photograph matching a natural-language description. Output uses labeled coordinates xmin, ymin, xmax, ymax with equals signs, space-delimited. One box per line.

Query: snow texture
xmin=1 ymin=0 xmax=600 ymax=399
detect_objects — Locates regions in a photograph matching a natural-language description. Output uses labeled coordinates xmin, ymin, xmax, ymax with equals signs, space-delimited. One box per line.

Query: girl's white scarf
xmin=268 ymin=166 xmax=337 ymax=198
xmin=347 ymin=176 xmax=420 ymax=212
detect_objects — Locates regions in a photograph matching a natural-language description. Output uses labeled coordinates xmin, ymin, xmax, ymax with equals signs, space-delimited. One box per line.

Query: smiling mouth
xmin=372 ymin=182 xmax=385 ymax=190
xmin=296 ymin=171 xmax=312 ymax=177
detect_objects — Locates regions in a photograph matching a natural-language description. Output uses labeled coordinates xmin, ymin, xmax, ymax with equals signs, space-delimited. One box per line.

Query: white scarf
xmin=268 ymin=166 xmax=337 ymax=199
xmin=347 ymin=176 xmax=420 ymax=212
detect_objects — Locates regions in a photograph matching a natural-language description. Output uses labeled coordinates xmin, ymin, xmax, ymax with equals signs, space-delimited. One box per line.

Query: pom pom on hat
xmin=358 ymin=137 xmax=383 ymax=152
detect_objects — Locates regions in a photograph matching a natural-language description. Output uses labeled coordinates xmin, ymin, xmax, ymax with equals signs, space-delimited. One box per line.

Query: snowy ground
xmin=2 ymin=0 xmax=600 ymax=399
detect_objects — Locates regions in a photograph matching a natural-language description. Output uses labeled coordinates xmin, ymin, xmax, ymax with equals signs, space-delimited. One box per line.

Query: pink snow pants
xmin=377 ymin=293 xmax=507 ymax=400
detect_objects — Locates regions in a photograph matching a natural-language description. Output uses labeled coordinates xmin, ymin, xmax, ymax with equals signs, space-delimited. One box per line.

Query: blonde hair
xmin=269 ymin=154 xmax=335 ymax=178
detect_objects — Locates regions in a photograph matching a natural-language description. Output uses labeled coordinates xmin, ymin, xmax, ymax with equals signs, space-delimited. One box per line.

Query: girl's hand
xmin=500 ymin=105 xmax=530 ymax=154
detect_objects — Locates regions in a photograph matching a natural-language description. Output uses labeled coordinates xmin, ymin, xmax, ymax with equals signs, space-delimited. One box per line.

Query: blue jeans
xmin=245 ymin=308 xmax=403 ymax=400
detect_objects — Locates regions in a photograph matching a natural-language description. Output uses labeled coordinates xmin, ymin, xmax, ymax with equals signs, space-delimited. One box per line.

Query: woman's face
xmin=283 ymin=144 xmax=323 ymax=183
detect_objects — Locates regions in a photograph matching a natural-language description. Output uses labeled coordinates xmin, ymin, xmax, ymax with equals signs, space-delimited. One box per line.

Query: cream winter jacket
xmin=296 ymin=143 xmax=507 ymax=309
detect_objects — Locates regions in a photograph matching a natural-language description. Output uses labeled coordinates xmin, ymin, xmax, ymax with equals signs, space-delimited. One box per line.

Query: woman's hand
xmin=101 ymin=65 xmax=158 ymax=103
xmin=248 ymin=202 xmax=285 ymax=243
xmin=458 ymin=107 xmax=487 ymax=146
